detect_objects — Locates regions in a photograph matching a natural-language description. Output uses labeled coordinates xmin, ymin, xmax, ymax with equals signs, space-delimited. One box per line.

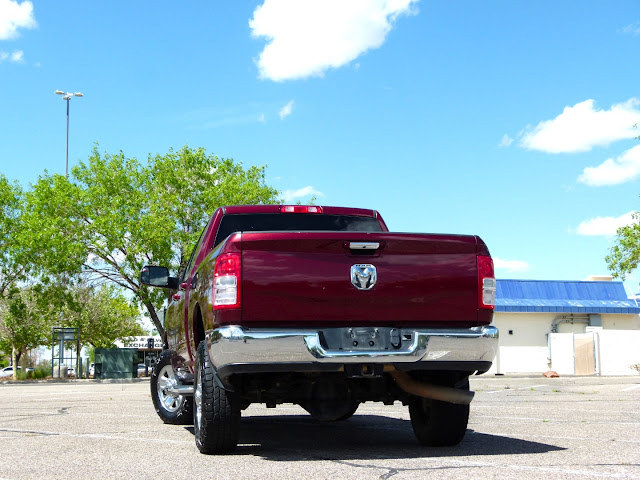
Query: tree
xmin=0 ymin=175 xmax=25 ymax=298
xmin=62 ymin=284 xmax=144 ymax=349
xmin=606 ymin=211 xmax=640 ymax=280
xmin=24 ymin=146 xmax=280 ymax=337
xmin=0 ymin=285 xmax=60 ymax=376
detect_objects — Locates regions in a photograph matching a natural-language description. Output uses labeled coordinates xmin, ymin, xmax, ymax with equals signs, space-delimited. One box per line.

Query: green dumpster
xmin=94 ymin=348 xmax=138 ymax=379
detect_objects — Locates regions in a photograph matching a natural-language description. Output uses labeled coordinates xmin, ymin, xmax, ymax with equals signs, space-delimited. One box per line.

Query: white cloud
xmin=619 ymin=22 xmax=640 ymax=36
xmin=249 ymin=0 xmax=418 ymax=81
xmin=10 ymin=49 xmax=22 ymax=62
xmin=576 ymin=211 xmax=636 ymax=236
xmin=0 ymin=0 xmax=36 ymax=40
xmin=279 ymin=100 xmax=294 ymax=119
xmin=0 ymin=49 xmax=23 ymax=63
xmin=258 ymin=113 xmax=266 ymax=123
xmin=281 ymin=186 xmax=324 ymax=202
xmin=499 ymin=134 xmax=513 ymax=147
xmin=578 ymin=145 xmax=640 ymax=186
xmin=493 ymin=258 xmax=530 ymax=273
xmin=519 ymin=98 xmax=640 ymax=153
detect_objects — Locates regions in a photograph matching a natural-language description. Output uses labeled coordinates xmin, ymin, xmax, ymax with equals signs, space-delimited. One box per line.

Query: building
xmin=489 ymin=278 xmax=640 ymax=376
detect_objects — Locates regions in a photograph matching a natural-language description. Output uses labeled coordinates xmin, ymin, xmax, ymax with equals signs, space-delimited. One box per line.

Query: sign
xmin=115 ymin=336 xmax=163 ymax=349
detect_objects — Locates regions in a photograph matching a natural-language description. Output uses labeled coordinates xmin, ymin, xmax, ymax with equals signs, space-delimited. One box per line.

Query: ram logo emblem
xmin=350 ymin=264 xmax=377 ymax=290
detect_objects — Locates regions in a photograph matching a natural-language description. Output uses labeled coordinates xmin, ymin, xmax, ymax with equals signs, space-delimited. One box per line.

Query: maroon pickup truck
xmin=140 ymin=205 xmax=498 ymax=454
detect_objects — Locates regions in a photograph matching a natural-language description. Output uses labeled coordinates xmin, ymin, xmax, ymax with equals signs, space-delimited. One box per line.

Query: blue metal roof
xmin=495 ymin=279 xmax=640 ymax=314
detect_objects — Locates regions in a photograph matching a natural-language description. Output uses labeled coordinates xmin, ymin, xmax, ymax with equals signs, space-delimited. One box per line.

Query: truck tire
xmin=408 ymin=378 xmax=470 ymax=447
xmin=194 ymin=340 xmax=240 ymax=454
xmin=150 ymin=350 xmax=193 ymax=425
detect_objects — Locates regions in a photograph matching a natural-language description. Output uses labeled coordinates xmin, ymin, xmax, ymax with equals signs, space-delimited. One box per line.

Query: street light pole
xmin=55 ymin=90 xmax=84 ymax=177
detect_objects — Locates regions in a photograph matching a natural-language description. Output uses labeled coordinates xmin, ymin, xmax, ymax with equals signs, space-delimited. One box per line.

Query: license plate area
xmin=319 ymin=327 xmax=412 ymax=352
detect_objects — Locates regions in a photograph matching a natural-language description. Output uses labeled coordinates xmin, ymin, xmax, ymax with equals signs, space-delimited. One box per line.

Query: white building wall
xmin=488 ymin=313 xmax=552 ymax=375
xmin=485 ymin=312 xmax=640 ymax=375
xmin=602 ymin=314 xmax=640 ymax=330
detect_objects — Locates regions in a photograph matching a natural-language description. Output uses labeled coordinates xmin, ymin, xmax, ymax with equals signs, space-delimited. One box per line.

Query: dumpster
xmin=94 ymin=348 xmax=138 ymax=379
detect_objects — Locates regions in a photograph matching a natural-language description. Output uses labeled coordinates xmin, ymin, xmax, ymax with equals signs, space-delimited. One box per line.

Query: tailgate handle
xmin=349 ymin=242 xmax=380 ymax=251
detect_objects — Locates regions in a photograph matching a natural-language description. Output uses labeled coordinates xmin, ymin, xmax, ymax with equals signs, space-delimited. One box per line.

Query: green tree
xmin=0 ymin=285 xmax=60 ymax=377
xmin=63 ymin=284 xmax=144 ymax=349
xmin=0 ymin=175 xmax=25 ymax=297
xmin=24 ymin=145 xmax=280 ymax=337
xmin=606 ymin=212 xmax=640 ymax=279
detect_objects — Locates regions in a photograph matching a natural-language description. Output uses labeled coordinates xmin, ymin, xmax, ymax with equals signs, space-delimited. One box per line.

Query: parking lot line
xmin=622 ymin=384 xmax=640 ymax=392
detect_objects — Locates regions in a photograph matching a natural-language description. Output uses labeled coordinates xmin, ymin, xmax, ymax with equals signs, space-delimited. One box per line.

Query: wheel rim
xmin=194 ymin=363 xmax=203 ymax=435
xmin=157 ymin=364 xmax=184 ymax=413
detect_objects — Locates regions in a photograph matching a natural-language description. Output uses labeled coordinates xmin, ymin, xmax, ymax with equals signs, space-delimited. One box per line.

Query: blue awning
xmin=495 ymin=279 xmax=640 ymax=314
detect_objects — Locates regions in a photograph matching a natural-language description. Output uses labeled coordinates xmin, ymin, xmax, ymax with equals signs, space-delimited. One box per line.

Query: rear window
xmin=214 ymin=213 xmax=382 ymax=247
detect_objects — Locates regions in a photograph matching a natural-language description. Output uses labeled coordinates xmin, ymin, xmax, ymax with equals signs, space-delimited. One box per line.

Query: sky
xmin=2 ymin=0 xmax=640 ymax=295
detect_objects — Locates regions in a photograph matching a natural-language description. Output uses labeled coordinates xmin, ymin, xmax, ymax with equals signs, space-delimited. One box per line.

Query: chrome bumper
xmin=207 ymin=325 xmax=498 ymax=374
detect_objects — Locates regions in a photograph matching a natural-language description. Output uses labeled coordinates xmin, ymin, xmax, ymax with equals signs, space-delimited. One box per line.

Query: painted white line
xmin=622 ymin=384 xmax=640 ymax=392
xmin=0 ymin=427 xmax=192 ymax=444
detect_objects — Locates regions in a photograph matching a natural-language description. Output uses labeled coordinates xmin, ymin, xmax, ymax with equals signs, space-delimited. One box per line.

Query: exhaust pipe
xmin=390 ymin=370 xmax=474 ymax=405
xmin=167 ymin=385 xmax=194 ymax=396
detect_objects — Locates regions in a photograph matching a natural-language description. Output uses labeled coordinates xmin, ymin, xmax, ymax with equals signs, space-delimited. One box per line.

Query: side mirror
xmin=140 ymin=266 xmax=179 ymax=289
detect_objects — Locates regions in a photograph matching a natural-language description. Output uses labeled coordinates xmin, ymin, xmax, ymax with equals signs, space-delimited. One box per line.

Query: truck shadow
xmin=187 ymin=414 xmax=565 ymax=461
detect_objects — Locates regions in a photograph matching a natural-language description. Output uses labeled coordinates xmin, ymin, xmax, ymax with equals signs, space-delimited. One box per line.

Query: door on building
xmin=573 ymin=333 xmax=595 ymax=375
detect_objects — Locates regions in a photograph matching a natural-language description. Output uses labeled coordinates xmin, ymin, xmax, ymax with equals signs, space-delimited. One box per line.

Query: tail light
xmin=213 ymin=253 xmax=241 ymax=310
xmin=477 ymin=255 xmax=496 ymax=309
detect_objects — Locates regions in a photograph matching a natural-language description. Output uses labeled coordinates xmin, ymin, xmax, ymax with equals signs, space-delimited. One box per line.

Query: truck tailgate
xmin=239 ymin=231 xmax=480 ymax=327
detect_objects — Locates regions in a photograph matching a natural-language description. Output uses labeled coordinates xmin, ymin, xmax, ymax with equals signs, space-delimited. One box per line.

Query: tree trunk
xmin=144 ymin=300 xmax=165 ymax=340
xmin=11 ymin=345 xmax=17 ymax=380
xmin=15 ymin=348 xmax=22 ymax=367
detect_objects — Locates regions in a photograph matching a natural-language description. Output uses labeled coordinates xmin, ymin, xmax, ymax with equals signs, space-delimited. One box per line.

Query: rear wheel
xmin=193 ymin=341 xmax=240 ymax=454
xmin=150 ymin=350 xmax=193 ymax=425
xmin=408 ymin=378 xmax=470 ymax=447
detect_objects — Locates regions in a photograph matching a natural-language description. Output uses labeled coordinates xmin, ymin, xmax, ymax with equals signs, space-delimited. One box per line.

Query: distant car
xmin=0 ymin=366 xmax=20 ymax=378
xmin=89 ymin=363 xmax=95 ymax=378
xmin=67 ymin=367 xmax=76 ymax=378
xmin=137 ymin=364 xmax=149 ymax=377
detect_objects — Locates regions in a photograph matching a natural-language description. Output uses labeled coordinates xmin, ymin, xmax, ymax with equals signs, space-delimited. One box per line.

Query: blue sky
xmin=2 ymin=1 xmax=640 ymax=294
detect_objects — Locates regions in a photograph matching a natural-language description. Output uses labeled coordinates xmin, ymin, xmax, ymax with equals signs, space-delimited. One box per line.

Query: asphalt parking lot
xmin=0 ymin=375 xmax=638 ymax=480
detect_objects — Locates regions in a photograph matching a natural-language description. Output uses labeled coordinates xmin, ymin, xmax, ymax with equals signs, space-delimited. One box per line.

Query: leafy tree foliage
xmin=62 ymin=284 xmax=144 ymax=349
xmin=607 ymin=211 xmax=640 ymax=280
xmin=0 ymin=175 xmax=25 ymax=297
xmin=0 ymin=285 xmax=60 ymax=375
xmin=24 ymin=146 xmax=280 ymax=337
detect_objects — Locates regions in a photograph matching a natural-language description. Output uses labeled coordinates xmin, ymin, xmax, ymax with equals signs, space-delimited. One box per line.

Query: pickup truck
xmin=140 ymin=205 xmax=498 ymax=454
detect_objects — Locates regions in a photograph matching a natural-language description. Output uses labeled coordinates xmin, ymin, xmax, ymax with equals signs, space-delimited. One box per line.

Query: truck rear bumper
xmin=207 ymin=325 xmax=499 ymax=379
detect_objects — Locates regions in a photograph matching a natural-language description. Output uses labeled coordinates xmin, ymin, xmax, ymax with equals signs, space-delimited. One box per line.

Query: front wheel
xmin=408 ymin=378 xmax=470 ymax=447
xmin=193 ymin=341 xmax=240 ymax=454
xmin=150 ymin=350 xmax=193 ymax=425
